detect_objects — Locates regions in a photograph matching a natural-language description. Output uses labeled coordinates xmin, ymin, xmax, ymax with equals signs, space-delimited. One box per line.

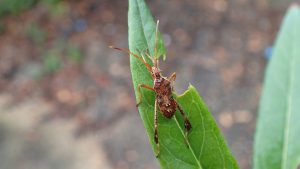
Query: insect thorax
xmin=154 ymin=77 xmax=176 ymax=118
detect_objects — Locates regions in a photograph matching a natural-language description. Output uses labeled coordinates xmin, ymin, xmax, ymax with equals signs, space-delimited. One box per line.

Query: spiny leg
xmin=168 ymin=72 xmax=176 ymax=91
xmin=140 ymin=53 xmax=148 ymax=65
xmin=154 ymin=98 xmax=160 ymax=157
xmin=136 ymin=84 xmax=154 ymax=107
xmin=136 ymin=49 xmax=150 ymax=66
xmin=168 ymin=72 xmax=176 ymax=82
xmin=176 ymin=104 xmax=192 ymax=146
xmin=143 ymin=51 xmax=154 ymax=66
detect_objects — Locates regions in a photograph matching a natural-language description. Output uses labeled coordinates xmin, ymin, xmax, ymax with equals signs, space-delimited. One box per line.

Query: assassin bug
xmin=109 ymin=20 xmax=192 ymax=157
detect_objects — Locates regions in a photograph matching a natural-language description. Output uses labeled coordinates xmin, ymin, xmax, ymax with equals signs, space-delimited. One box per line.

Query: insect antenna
xmin=153 ymin=20 xmax=159 ymax=68
xmin=109 ymin=46 xmax=152 ymax=71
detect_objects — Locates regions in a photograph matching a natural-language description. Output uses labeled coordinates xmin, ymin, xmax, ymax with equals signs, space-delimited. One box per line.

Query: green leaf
xmin=128 ymin=0 xmax=239 ymax=168
xmin=128 ymin=0 xmax=166 ymax=60
xmin=254 ymin=5 xmax=300 ymax=169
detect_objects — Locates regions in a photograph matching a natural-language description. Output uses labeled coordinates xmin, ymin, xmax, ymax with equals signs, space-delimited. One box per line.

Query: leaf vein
xmin=173 ymin=113 xmax=202 ymax=168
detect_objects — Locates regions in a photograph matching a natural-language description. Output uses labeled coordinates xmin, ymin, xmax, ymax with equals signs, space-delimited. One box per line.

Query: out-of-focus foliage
xmin=0 ymin=0 xmax=38 ymax=17
xmin=67 ymin=45 xmax=83 ymax=63
xmin=254 ymin=5 xmax=300 ymax=169
xmin=41 ymin=43 xmax=83 ymax=74
xmin=25 ymin=23 xmax=46 ymax=44
xmin=0 ymin=0 xmax=62 ymax=18
xmin=42 ymin=51 xmax=62 ymax=74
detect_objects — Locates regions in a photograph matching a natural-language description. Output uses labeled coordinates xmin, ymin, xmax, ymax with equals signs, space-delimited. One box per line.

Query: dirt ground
xmin=0 ymin=0 xmax=289 ymax=168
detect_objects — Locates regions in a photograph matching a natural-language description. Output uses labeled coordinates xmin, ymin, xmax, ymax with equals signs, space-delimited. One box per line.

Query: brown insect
xmin=110 ymin=21 xmax=191 ymax=157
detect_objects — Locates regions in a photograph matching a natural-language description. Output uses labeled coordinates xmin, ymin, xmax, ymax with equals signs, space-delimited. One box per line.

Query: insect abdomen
xmin=157 ymin=95 xmax=177 ymax=118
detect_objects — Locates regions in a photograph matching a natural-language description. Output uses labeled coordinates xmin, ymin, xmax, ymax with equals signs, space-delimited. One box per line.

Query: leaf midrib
xmin=173 ymin=116 xmax=202 ymax=168
xmin=141 ymin=87 xmax=203 ymax=168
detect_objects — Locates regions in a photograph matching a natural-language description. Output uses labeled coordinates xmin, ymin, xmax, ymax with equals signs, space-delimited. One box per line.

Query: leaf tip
xmin=188 ymin=83 xmax=196 ymax=90
xmin=290 ymin=2 xmax=300 ymax=9
xmin=287 ymin=3 xmax=300 ymax=16
xmin=187 ymin=83 xmax=198 ymax=94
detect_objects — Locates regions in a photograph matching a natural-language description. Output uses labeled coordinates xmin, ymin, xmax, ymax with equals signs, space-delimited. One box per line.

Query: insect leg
xmin=168 ymin=72 xmax=176 ymax=82
xmin=154 ymin=98 xmax=160 ymax=157
xmin=140 ymin=53 xmax=147 ymax=64
xmin=136 ymin=84 xmax=154 ymax=107
xmin=109 ymin=46 xmax=152 ymax=72
xmin=176 ymin=104 xmax=192 ymax=146
xmin=168 ymin=72 xmax=176 ymax=91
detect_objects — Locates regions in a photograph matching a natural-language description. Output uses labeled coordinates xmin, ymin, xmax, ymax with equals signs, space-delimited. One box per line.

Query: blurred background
xmin=0 ymin=0 xmax=293 ymax=169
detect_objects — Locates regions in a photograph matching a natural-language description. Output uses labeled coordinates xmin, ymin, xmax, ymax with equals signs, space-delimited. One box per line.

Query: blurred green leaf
xmin=25 ymin=23 xmax=46 ymax=44
xmin=0 ymin=0 xmax=37 ymax=17
xmin=44 ymin=1 xmax=67 ymax=17
xmin=128 ymin=0 xmax=239 ymax=168
xmin=42 ymin=51 xmax=61 ymax=74
xmin=67 ymin=45 xmax=83 ymax=63
xmin=42 ymin=0 xmax=62 ymax=5
xmin=254 ymin=5 xmax=300 ymax=169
